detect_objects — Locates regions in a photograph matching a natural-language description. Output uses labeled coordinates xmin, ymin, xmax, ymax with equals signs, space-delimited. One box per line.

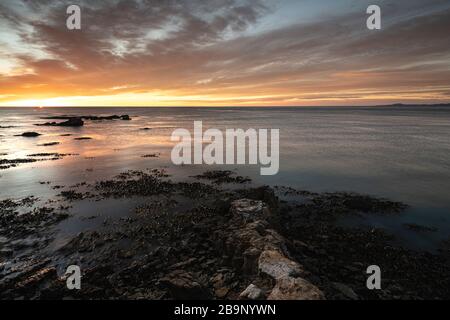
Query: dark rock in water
xmin=74 ymin=137 xmax=92 ymax=140
xmin=121 ymin=115 xmax=131 ymax=121
xmin=160 ymin=270 xmax=211 ymax=299
xmin=38 ymin=142 xmax=60 ymax=147
xmin=58 ymin=117 xmax=84 ymax=127
xmin=36 ymin=117 xmax=84 ymax=127
xmin=140 ymin=127 xmax=152 ymax=131
xmin=141 ymin=153 xmax=159 ymax=158
xmin=19 ymin=132 xmax=41 ymax=137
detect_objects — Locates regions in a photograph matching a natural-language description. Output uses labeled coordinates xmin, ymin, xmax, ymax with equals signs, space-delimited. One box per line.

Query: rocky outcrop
xmin=227 ymin=197 xmax=324 ymax=300
xmin=37 ymin=117 xmax=84 ymax=127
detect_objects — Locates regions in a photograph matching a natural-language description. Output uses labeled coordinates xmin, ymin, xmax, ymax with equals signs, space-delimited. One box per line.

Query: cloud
xmin=0 ymin=0 xmax=449 ymax=106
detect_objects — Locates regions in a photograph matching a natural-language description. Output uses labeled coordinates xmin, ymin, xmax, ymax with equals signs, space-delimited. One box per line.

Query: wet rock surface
xmin=0 ymin=170 xmax=449 ymax=300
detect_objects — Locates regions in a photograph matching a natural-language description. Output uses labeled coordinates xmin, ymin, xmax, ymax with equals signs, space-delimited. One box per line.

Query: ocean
xmin=1 ymin=106 xmax=449 ymax=251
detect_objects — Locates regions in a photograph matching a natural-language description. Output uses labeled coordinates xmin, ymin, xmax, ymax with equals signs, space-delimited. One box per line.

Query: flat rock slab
xmin=268 ymin=276 xmax=324 ymax=300
xmin=258 ymin=250 xmax=303 ymax=279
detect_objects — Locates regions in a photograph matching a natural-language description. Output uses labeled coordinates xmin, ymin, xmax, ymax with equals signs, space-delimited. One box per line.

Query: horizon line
xmin=1 ymin=103 xmax=450 ymax=108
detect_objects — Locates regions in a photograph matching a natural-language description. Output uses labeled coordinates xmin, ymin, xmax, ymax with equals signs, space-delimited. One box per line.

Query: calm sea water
xmin=1 ymin=106 xmax=449 ymax=250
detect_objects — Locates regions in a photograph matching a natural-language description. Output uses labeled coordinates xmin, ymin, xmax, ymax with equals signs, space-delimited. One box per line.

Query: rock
xmin=37 ymin=117 xmax=84 ymax=127
xmin=15 ymin=267 xmax=57 ymax=290
xmin=268 ymin=276 xmax=324 ymax=300
xmin=38 ymin=142 xmax=60 ymax=146
xmin=168 ymin=258 xmax=197 ymax=270
xmin=215 ymin=287 xmax=230 ymax=298
xmin=58 ymin=117 xmax=84 ymax=127
xmin=20 ymin=132 xmax=41 ymax=137
xmin=0 ymin=248 xmax=13 ymax=257
xmin=331 ymin=282 xmax=359 ymax=300
xmin=74 ymin=137 xmax=92 ymax=140
xmin=160 ymin=270 xmax=210 ymax=299
xmin=239 ymin=284 xmax=264 ymax=300
xmin=242 ymin=247 xmax=261 ymax=275
xmin=121 ymin=115 xmax=131 ymax=121
xmin=231 ymin=199 xmax=266 ymax=222
xmin=258 ymin=250 xmax=303 ymax=279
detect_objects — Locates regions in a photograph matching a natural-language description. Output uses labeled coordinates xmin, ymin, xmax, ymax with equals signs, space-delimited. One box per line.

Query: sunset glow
xmin=1 ymin=0 xmax=450 ymax=107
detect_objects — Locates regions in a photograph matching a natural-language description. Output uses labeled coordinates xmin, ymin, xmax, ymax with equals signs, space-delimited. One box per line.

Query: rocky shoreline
xmin=0 ymin=170 xmax=449 ymax=300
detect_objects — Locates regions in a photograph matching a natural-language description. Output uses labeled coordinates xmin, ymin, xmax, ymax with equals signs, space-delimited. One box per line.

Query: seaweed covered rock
xmin=160 ymin=270 xmax=211 ymax=299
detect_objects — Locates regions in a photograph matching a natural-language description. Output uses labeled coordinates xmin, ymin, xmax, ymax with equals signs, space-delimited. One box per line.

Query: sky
xmin=0 ymin=0 xmax=449 ymax=107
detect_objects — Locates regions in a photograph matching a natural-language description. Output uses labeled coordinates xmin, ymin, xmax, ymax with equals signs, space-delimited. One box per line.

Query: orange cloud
xmin=0 ymin=0 xmax=449 ymax=107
